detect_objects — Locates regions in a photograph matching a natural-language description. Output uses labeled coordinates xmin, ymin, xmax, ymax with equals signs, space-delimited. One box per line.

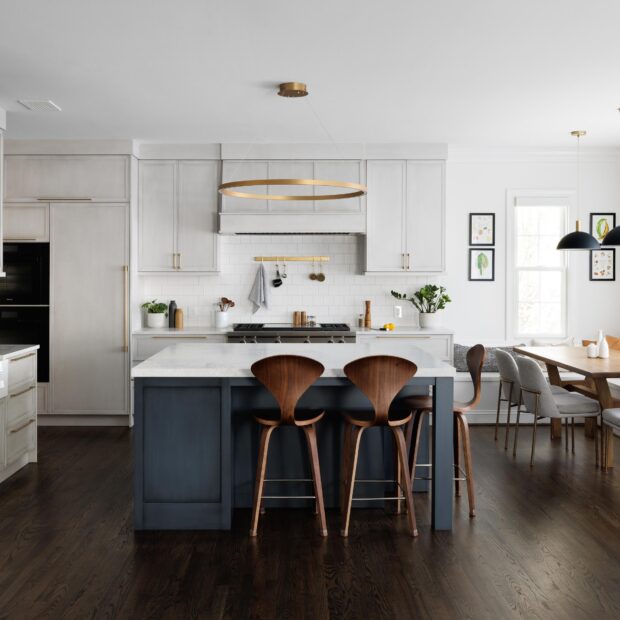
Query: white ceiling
xmin=1 ymin=0 xmax=620 ymax=146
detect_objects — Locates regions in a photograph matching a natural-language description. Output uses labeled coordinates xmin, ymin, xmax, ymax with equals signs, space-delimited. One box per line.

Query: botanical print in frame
xmin=469 ymin=248 xmax=495 ymax=281
xmin=590 ymin=248 xmax=615 ymax=281
xmin=469 ymin=213 xmax=495 ymax=246
xmin=589 ymin=212 xmax=616 ymax=243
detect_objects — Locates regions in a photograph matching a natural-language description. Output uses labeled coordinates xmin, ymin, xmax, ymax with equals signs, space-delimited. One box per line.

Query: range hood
xmin=218 ymin=211 xmax=366 ymax=234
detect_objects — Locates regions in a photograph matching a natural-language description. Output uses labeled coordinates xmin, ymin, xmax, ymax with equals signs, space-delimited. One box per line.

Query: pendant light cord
xmin=577 ymin=132 xmax=581 ymax=227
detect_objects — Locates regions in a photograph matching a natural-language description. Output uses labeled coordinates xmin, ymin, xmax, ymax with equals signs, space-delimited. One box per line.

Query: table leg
xmin=583 ymin=378 xmax=597 ymax=438
xmin=432 ymin=377 xmax=454 ymax=530
xmin=593 ymin=377 xmax=614 ymax=470
xmin=545 ymin=364 xmax=562 ymax=440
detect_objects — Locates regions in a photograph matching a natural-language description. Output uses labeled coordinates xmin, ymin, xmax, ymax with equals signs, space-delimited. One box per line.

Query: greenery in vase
xmin=141 ymin=300 xmax=168 ymax=315
xmin=391 ymin=285 xmax=451 ymax=314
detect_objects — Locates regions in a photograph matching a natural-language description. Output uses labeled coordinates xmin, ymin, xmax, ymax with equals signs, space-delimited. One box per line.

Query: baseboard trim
xmin=38 ymin=414 xmax=131 ymax=427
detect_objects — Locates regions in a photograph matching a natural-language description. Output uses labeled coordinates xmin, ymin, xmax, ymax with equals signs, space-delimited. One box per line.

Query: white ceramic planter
xmin=215 ymin=311 xmax=229 ymax=328
xmin=419 ymin=312 xmax=441 ymax=329
xmin=147 ymin=313 xmax=167 ymax=328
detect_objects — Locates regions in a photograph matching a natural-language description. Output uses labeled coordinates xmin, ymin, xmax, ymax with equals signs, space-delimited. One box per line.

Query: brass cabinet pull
xmin=376 ymin=335 xmax=432 ymax=339
xmin=9 ymin=352 xmax=36 ymax=363
xmin=37 ymin=197 xmax=92 ymax=202
xmin=123 ymin=265 xmax=129 ymax=352
xmin=406 ymin=253 xmax=411 ymax=270
xmin=151 ymin=336 xmax=209 ymax=340
xmin=10 ymin=385 xmax=36 ymax=398
xmin=401 ymin=253 xmax=405 ymax=270
xmin=9 ymin=418 xmax=36 ymax=433
xmin=177 ymin=253 xmax=181 ymax=270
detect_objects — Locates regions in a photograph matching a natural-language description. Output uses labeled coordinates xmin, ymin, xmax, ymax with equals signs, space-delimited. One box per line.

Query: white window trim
xmin=505 ymin=190 xmax=574 ymax=341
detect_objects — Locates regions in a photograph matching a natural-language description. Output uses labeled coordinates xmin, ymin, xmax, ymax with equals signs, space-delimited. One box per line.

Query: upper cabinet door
xmin=267 ymin=161 xmax=314 ymax=212
xmin=314 ymin=160 xmax=364 ymax=213
xmin=365 ymin=161 xmax=406 ymax=272
xmin=3 ymin=204 xmax=49 ymax=241
xmin=176 ymin=161 xmax=220 ymax=272
xmin=405 ymin=161 xmax=445 ymax=272
xmin=138 ymin=161 xmax=176 ymax=271
xmin=220 ymin=160 xmax=269 ymax=213
xmin=4 ymin=155 xmax=129 ymax=202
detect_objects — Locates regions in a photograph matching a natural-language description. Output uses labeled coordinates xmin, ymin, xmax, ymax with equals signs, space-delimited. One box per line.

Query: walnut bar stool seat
xmin=340 ymin=355 xmax=419 ymax=538
xmin=250 ymin=354 xmax=327 ymax=537
xmin=515 ymin=356 xmax=601 ymax=467
xmin=402 ymin=344 xmax=486 ymax=518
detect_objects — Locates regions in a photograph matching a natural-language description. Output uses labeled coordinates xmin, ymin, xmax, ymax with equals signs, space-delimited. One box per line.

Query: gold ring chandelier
xmin=218 ymin=178 xmax=367 ymax=201
xmin=217 ymin=83 xmax=368 ymax=202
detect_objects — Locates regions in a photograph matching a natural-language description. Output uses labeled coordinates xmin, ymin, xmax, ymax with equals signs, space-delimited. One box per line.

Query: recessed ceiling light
xmin=17 ymin=99 xmax=62 ymax=112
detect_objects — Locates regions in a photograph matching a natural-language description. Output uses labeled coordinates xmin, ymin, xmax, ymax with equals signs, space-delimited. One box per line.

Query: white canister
xmin=146 ymin=313 xmax=167 ymax=328
xmin=215 ymin=311 xmax=229 ymax=328
xmin=419 ymin=312 xmax=441 ymax=329
xmin=586 ymin=343 xmax=598 ymax=358
xmin=599 ymin=336 xmax=610 ymax=359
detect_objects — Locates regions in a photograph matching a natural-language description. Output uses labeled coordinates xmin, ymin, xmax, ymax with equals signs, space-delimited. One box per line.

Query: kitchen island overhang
xmin=132 ymin=342 xmax=455 ymax=532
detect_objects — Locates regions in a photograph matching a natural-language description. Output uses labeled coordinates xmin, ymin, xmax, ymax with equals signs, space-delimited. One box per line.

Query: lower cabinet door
xmin=50 ymin=203 xmax=128 ymax=415
xmin=6 ymin=417 xmax=36 ymax=464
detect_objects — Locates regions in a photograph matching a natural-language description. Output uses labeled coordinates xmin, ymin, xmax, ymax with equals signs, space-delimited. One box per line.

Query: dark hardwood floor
xmin=0 ymin=426 xmax=619 ymax=619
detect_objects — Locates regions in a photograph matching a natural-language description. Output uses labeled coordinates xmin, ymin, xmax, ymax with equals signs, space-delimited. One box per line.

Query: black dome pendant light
xmin=557 ymin=130 xmax=600 ymax=250
xmin=602 ymin=225 xmax=620 ymax=245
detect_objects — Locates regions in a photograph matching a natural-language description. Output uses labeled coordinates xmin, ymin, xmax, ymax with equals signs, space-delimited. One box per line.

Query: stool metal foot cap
xmin=469 ymin=511 xmax=476 ymax=518
xmin=249 ymin=530 xmax=257 ymax=537
xmin=320 ymin=529 xmax=328 ymax=537
xmin=340 ymin=529 xmax=348 ymax=537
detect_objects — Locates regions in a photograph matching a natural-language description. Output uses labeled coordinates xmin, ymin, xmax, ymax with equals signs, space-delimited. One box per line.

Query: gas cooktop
xmin=232 ymin=323 xmax=350 ymax=332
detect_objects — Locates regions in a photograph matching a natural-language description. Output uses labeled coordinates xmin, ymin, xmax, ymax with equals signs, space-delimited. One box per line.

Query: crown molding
xmin=4 ymin=139 xmax=134 ymax=155
xmin=134 ymin=142 xmax=221 ymax=159
xmin=448 ymin=145 xmax=620 ymax=164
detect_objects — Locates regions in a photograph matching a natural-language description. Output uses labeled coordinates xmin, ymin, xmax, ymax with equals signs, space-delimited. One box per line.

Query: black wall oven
xmin=0 ymin=243 xmax=50 ymax=382
xmin=0 ymin=243 xmax=49 ymax=305
xmin=0 ymin=307 xmax=49 ymax=381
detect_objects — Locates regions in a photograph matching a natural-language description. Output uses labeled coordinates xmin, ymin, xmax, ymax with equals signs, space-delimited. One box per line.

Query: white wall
xmin=442 ymin=149 xmax=620 ymax=344
xmin=139 ymin=149 xmax=620 ymax=344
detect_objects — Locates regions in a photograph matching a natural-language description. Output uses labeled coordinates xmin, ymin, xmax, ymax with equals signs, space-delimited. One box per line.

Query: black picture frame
xmin=469 ymin=213 xmax=495 ymax=246
xmin=589 ymin=248 xmax=615 ymax=281
xmin=468 ymin=248 xmax=495 ymax=281
xmin=589 ymin=212 xmax=616 ymax=243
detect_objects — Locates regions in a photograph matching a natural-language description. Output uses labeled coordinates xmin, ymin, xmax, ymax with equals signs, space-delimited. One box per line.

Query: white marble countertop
xmin=131 ymin=342 xmax=455 ymax=378
xmin=0 ymin=344 xmax=40 ymax=360
xmin=355 ymin=326 xmax=454 ymax=335
xmin=133 ymin=327 xmax=229 ymax=336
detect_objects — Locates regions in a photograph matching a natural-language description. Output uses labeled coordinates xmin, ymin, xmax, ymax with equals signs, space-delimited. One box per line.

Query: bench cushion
xmin=453 ymin=344 xmax=523 ymax=373
xmin=603 ymin=409 xmax=620 ymax=427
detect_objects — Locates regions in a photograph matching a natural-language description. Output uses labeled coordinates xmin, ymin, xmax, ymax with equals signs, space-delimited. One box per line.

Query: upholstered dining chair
xmin=515 ymin=356 xmax=601 ymax=467
xmin=403 ymin=344 xmax=486 ymax=518
xmin=494 ymin=349 xmax=522 ymax=450
xmin=601 ymin=408 xmax=620 ymax=469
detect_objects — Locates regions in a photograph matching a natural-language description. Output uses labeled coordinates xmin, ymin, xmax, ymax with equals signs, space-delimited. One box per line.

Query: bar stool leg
xmin=453 ymin=415 xmax=461 ymax=497
xmin=304 ymin=424 xmax=328 ymax=537
xmin=394 ymin=432 xmax=403 ymax=515
xmin=341 ymin=426 xmax=364 ymax=538
xmin=408 ymin=410 xmax=426 ymax=482
xmin=457 ymin=414 xmax=475 ymax=517
xmin=250 ymin=425 xmax=276 ymax=537
xmin=341 ymin=420 xmax=352 ymax=514
xmin=392 ymin=426 xmax=418 ymax=537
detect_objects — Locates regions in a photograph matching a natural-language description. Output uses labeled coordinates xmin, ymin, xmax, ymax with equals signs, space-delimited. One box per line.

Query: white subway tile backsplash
xmin=137 ymin=235 xmax=437 ymax=328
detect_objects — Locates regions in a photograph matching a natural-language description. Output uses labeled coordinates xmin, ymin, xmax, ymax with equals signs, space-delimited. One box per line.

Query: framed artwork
xmin=589 ymin=213 xmax=616 ymax=243
xmin=469 ymin=213 xmax=495 ymax=246
xmin=469 ymin=248 xmax=495 ymax=281
xmin=590 ymin=248 xmax=615 ymax=281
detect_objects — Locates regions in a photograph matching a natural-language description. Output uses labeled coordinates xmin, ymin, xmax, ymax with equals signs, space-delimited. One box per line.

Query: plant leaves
xmin=477 ymin=252 xmax=489 ymax=276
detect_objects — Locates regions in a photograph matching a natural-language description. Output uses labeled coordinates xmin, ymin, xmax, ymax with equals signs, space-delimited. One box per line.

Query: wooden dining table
xmin=514 ymin=346 xmax=620 ymax=470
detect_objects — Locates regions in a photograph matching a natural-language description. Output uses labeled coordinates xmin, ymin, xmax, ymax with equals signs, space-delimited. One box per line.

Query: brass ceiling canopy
xmin=277 ymin=82 xmax=308 ymax=97
xmin=218 ymin=82 xmax=368 ymax=202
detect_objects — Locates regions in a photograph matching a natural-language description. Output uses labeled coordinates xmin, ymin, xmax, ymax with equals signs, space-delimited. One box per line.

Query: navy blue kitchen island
xmin=132 ymin=342 xmax=455 ymax=531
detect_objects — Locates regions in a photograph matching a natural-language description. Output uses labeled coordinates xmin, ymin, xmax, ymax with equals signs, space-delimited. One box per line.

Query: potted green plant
xmin=391 ymin=285 xmax=451 ymax=328
xmin=142 ymin=300 xmax=169 ymax=328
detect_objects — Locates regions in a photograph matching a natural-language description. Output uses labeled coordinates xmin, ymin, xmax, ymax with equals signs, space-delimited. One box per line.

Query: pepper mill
xmin=364 ymin=300 xmax=372 ymax=329
xmin=168 ymin=300 xmax=177 ymax=328
xmin=174 ymin=307 xmax=184 ymax=329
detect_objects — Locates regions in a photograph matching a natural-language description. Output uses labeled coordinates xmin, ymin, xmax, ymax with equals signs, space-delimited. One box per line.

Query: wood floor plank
xmin=0 ymin=426 xmax=619 ymax=619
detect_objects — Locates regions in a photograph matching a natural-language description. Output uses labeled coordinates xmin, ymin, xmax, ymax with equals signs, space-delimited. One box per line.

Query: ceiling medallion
xmin=218 ymin=83 xmax=368 ymax=202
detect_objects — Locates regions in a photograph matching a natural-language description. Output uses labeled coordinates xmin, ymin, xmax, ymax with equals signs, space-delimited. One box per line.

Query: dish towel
xmin=249 ymin=263 xmax=269 ymax=314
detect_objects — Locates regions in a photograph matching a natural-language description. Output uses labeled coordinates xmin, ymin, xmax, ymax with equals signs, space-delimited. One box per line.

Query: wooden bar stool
xmin=404 ymin=344 xmax=485 ymax=518
xmin=340 ymin=355 xmax=419 ymax=537
xmin=250 ymin=354 xmax=327 ymax=537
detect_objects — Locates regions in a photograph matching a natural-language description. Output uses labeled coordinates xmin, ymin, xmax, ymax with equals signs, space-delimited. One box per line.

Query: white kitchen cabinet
xmin=4 ymin=155 xmax=129 ymax=202
xmin=356 ymin=330 xmax=454 ymax=363
xmin=138 ymin=160 xmax=220 ymax=272
xmin=365 ymin=160 xmax=445 ymax=273
xmin=50 ymin=203 xmax=129 ymax=416
xmin=3 ymin=203 xmax=49 ymax=241
xmin=133 ymin=333 xmax=227 ymax=362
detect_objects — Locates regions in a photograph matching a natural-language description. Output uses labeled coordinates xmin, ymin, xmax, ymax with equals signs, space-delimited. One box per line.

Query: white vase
xmin=146 ymin=313 xmax=167 ymax=328
xmin=215 ymin=311 xmax=229 ymax=328
xmin=419 ymin=312 xmax=441 ymax=329
xmin=599 ymin=332 xmax=610 ymax=359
